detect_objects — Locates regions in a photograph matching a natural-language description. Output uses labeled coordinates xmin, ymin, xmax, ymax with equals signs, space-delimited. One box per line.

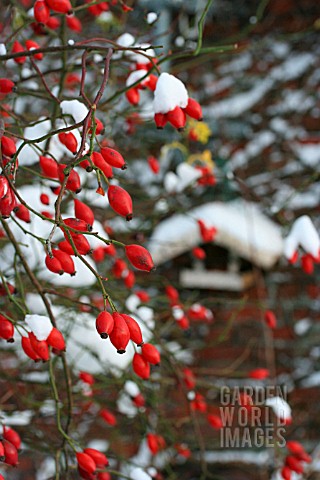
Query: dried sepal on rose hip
xmin=125 ymin=244 xmax=155 ymax=272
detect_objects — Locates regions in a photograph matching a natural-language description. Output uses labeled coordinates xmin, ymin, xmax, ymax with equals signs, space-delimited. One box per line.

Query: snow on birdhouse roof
xmin=148 ymin=201 xmax=283 ymax=269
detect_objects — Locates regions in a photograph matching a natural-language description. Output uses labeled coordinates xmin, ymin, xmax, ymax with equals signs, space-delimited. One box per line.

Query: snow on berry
xmin=265 ymin=396 xmax=292 ymax=424
xmin=25 ymin=314 xmax=53 ymax=341
xmin=153 ymin=73 xmax=188 ymax=115
xmin=284 ymin=215 xmax=320 ymax=262
xmin=60 ymin=100 xmax=88 ymax=123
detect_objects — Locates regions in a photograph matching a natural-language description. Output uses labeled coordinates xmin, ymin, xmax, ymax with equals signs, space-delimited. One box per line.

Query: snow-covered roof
xmin=148 ymin=201 xmax=283 ymax=269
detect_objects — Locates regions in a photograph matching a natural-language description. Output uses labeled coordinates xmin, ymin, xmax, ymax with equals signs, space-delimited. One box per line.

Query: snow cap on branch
xmin=124 ymin=380 xmax=140 ymax=397
xmin=153 ymin=72 xmax=189 ymax=114
xmin=164 ymin=163 xmax=202 ymax=193
xmin=0 ymin=44 xmax=7 ymax=56
xmin=117 ymin=33 xmax=135 ymax=48
xmin=265 ymin=396 xmax=292 ymax=423
xmin=25 ymin=314 xmax=53 ymax=341
xmin=60 ymin=100 xmax=88 ymax=124
xmin=126 ymin=70 xmax=149 ymax=88
xmin=147 ymin=12 xmax=158 ymax=24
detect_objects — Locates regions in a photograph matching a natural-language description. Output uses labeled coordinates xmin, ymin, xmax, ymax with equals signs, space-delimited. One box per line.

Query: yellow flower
xmin=188 ymin=119 xmax=211 ymax=144
xmin=187 ymin=149 xmax=215 ymax=171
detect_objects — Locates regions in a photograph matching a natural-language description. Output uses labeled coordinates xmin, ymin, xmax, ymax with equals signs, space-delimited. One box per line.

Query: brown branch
xmin=80 ymin=50 xmax=91 ymax=106
xmin=0 ymin=42 xmax=160 ymax=62
xmin=93 ymin=49 xmax=113 ymax=106
xmin=30 ymin=57 xmax=61 ymax=104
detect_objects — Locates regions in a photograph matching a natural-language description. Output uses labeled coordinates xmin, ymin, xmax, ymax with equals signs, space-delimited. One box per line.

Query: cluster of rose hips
xmin=76 ymin=449 xmax=110 ymax=480
xmin=281 ymin=440 xmax=311 ymax=479
xmin=166 ymin=282 xmax=214 ymax=331
xmin=154 ymin=98 xmax=203 ymax=131
xmin=0 ymin=426 xmax=21 ymax=476
xmin=21 ymin=327 xmax=65 ymax=362
xmin=95 ymin=309 xmax=161 ymax=379
xmin=30 ymin=0 xmax=131 ymax=35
